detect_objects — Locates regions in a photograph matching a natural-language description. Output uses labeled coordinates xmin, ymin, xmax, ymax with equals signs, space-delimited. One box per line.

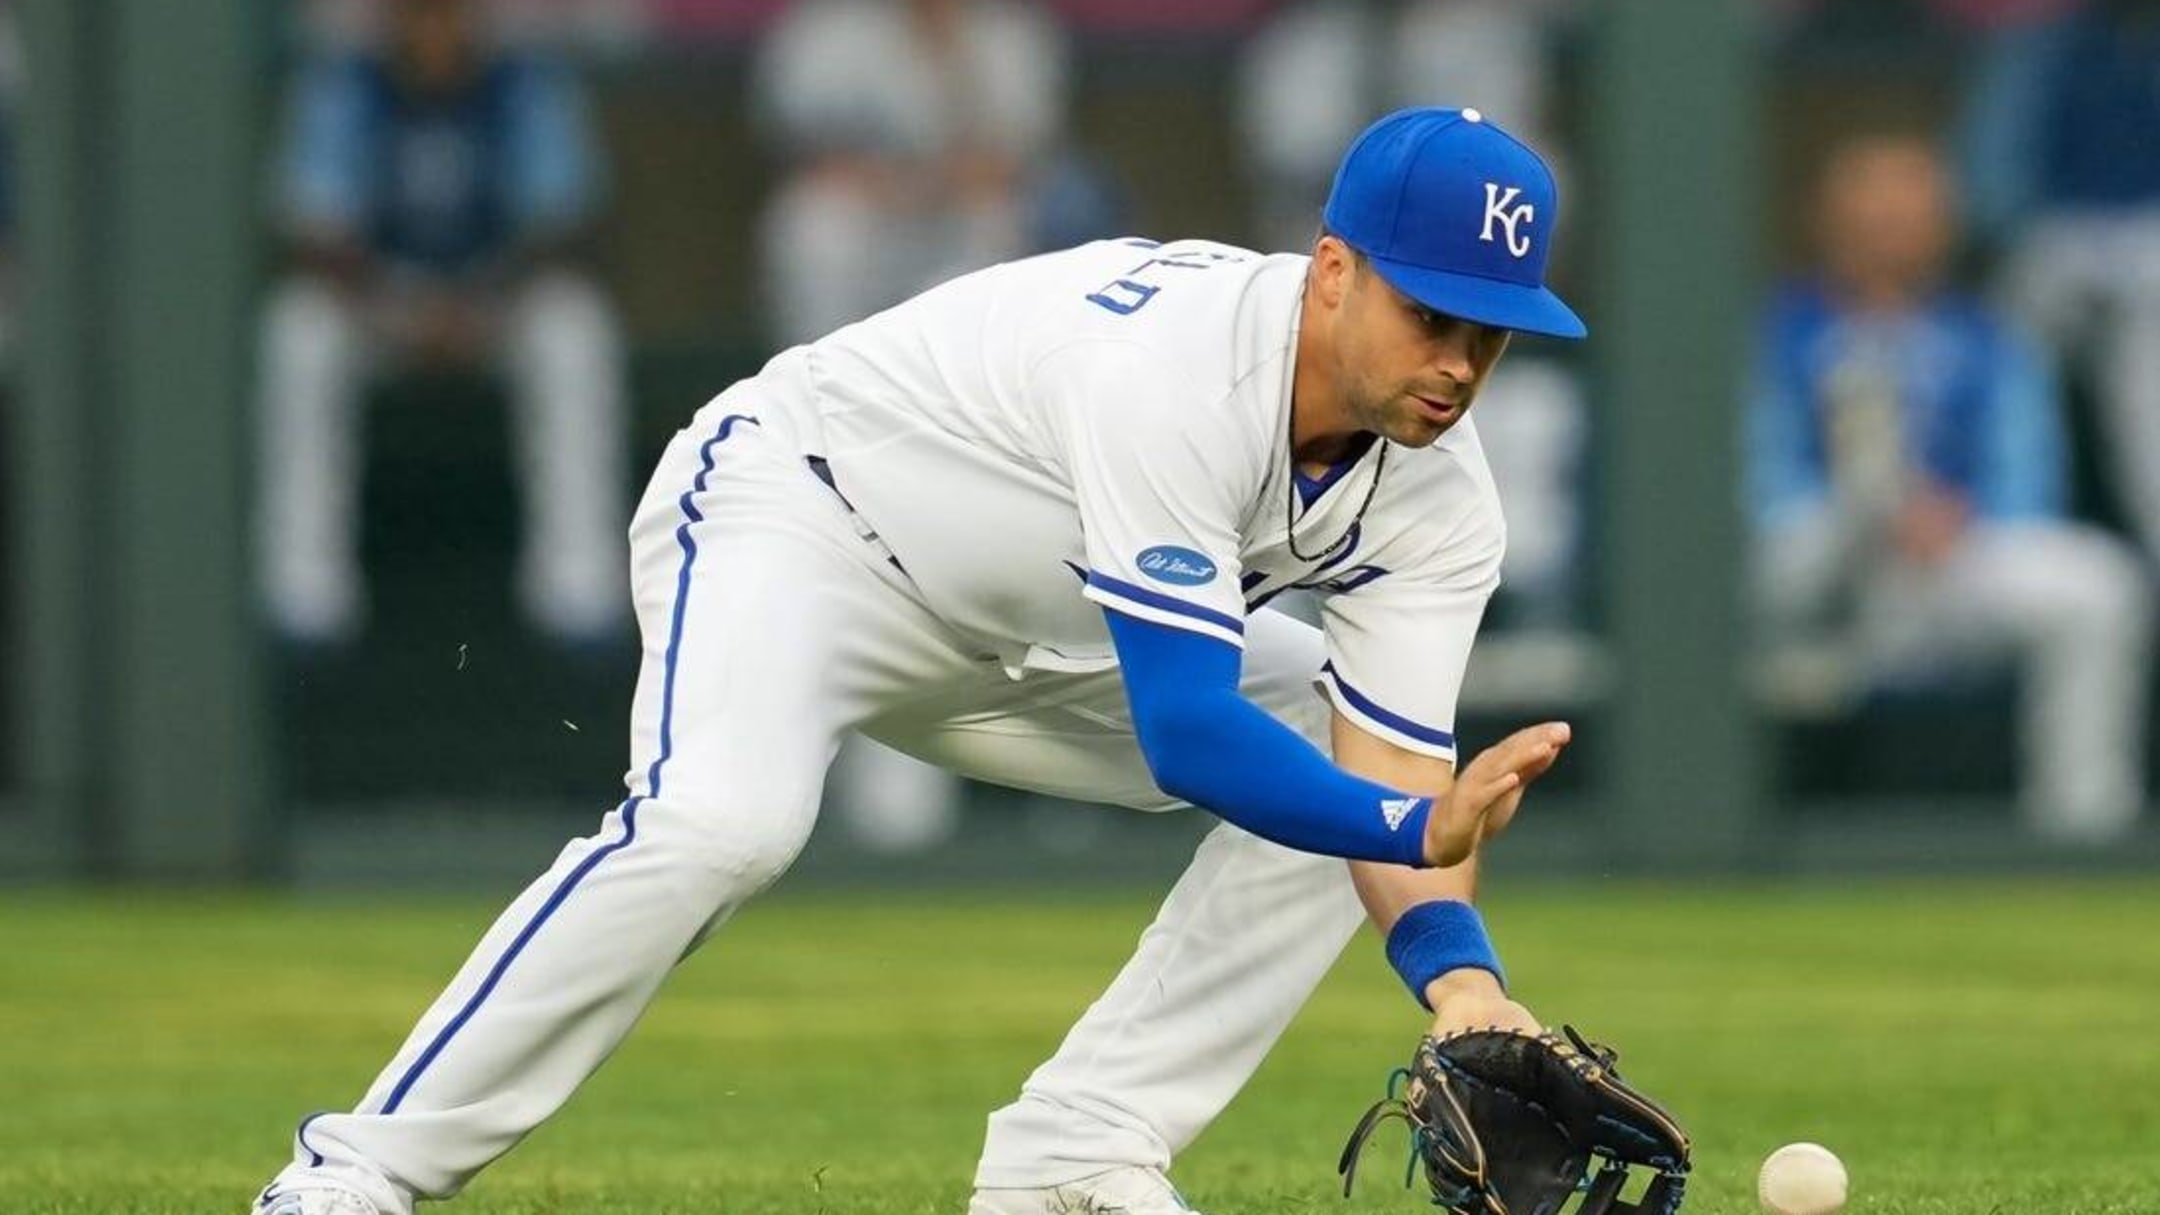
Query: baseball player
xmin=251 ymin=107 xmax=1585 ymax=1215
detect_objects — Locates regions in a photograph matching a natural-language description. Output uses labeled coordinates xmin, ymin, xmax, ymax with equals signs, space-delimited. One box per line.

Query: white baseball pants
xmin=267 ymin=402 xmax=1367 ymax=1212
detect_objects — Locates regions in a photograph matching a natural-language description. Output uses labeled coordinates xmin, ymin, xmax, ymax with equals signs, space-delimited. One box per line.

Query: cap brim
xmin=1365 ymin=252 xmax=1588 ymax=340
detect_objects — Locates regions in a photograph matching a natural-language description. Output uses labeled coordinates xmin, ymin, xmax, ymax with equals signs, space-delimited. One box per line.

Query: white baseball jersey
xmin=732 ymin=237 xmax=1505 ymax=760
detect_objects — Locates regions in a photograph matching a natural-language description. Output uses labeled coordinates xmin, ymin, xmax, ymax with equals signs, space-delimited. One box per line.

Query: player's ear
xmin=1311 ymin=235 xmax=1356 ymax=310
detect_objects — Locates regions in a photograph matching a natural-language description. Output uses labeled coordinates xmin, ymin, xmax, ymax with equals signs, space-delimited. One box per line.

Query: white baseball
xmin=1758 ymin=1142 xmax=1847 ymax=1215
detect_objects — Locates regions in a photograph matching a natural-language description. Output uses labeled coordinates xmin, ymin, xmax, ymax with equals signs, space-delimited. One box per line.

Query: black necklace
xmin=1286 ymin=437 xmax=1387 ymax=562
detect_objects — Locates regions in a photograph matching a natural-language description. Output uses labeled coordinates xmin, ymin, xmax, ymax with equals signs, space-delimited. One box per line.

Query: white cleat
xmin=251 ymin=1182 xmax=382 ymax=1215
xmin=969 ymin=1166 xmax=1201 ymax=1215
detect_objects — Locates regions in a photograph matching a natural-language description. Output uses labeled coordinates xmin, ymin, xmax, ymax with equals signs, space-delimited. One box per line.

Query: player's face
xmin=1335 ymin=261 xmax=1511 ymax=448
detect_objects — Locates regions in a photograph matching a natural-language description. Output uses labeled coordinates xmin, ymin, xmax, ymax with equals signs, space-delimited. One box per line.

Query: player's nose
xmin=1428 ymin=333 xmax=1478 ymax=383
xmin=1427 ymin=320 xmax=1501 ymax=383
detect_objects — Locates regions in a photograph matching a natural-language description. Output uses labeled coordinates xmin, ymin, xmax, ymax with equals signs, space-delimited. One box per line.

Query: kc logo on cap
xmin=1321 ymin=107 xmax=1586 ymax=339
xmin=1479 ymin=183 xmax=1536 ymax=259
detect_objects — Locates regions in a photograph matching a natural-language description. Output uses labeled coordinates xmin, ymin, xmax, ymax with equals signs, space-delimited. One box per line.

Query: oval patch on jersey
xmin=1136 ymin=545 xmax=1218 ymax=586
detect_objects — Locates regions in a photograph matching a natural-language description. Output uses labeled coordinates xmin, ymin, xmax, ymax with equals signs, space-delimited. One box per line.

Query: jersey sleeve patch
xmin=1134 ymin=544 xmax=1219 ymax=586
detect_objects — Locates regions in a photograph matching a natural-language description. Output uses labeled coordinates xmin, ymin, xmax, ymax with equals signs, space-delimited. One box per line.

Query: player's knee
xmin=697 ymin=820 xmax=808 ymax=894
xmin=661 ymin=791 xmax=818 ymax=894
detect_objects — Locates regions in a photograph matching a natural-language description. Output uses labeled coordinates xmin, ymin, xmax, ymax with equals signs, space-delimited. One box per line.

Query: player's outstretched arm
xmin=1106 ymin=608 xmax=1571 ymax=871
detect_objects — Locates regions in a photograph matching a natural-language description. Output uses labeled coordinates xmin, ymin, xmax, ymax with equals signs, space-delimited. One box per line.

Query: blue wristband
xmin=1385 ymin=900 xmax=1505 ymax=1009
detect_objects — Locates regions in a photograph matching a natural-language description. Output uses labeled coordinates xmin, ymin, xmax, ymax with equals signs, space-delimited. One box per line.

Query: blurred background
xmin=5 ymin=0 xmax=2160 ymax=889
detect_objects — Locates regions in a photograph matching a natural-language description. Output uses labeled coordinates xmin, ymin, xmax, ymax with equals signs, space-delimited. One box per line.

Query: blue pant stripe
xmin=296 ymin=1110 xmax=329 ymax=1167
xmin=368 ymin=413 xmax=759 ymax=1118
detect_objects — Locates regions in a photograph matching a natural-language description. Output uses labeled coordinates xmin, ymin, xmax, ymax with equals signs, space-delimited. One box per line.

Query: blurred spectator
xmin=256 ymin=0 xmax=630 ymax=649
xmin=1238 ymin=0 xmax=1590 ymax=642
xmin=751 ymin=0 xmax=1086 ymax=346
xmin=1961 ymin=0 xmax=2160 ymax=569
xmin=1748 ymin=133 xmax=2152 ymax=842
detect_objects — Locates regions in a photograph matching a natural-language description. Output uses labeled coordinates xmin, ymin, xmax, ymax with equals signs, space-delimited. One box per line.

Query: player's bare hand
xmin=1423 ymin=968 xmax=1541 ymax=1038
xmin=1422 ymin=721 xmax=1570 ymax=867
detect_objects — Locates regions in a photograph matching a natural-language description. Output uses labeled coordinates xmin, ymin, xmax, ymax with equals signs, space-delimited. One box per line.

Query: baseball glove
xmin=1338 ymin=1026 xmax=1691 ymax=1215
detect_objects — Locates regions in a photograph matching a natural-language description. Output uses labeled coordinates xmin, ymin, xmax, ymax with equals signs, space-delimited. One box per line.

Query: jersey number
xmin=1086 ymin=244 xmax=1248 ymax=316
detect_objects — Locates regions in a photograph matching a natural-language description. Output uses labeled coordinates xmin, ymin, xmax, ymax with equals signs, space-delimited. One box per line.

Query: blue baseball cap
xmin=1322 ymin=107 xmax=1585 ymax=340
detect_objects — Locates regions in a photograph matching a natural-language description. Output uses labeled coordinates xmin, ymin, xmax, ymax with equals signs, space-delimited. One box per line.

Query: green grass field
xmin=2 ymin=878 xmax=2157 ymax=1214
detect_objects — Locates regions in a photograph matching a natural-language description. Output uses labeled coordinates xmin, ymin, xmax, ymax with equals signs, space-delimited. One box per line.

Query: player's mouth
xmin=1411 ymin=394 xmax=1462 ymax=425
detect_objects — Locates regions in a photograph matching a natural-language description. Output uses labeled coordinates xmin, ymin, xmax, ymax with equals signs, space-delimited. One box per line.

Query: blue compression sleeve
xmin=1104 ymin=609 xmax=1433 ymax=867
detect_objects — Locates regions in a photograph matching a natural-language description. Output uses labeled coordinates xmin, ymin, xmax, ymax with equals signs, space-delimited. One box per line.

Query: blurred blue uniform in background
xmin=1750 ymin=283 xmax=2066 ymax=530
